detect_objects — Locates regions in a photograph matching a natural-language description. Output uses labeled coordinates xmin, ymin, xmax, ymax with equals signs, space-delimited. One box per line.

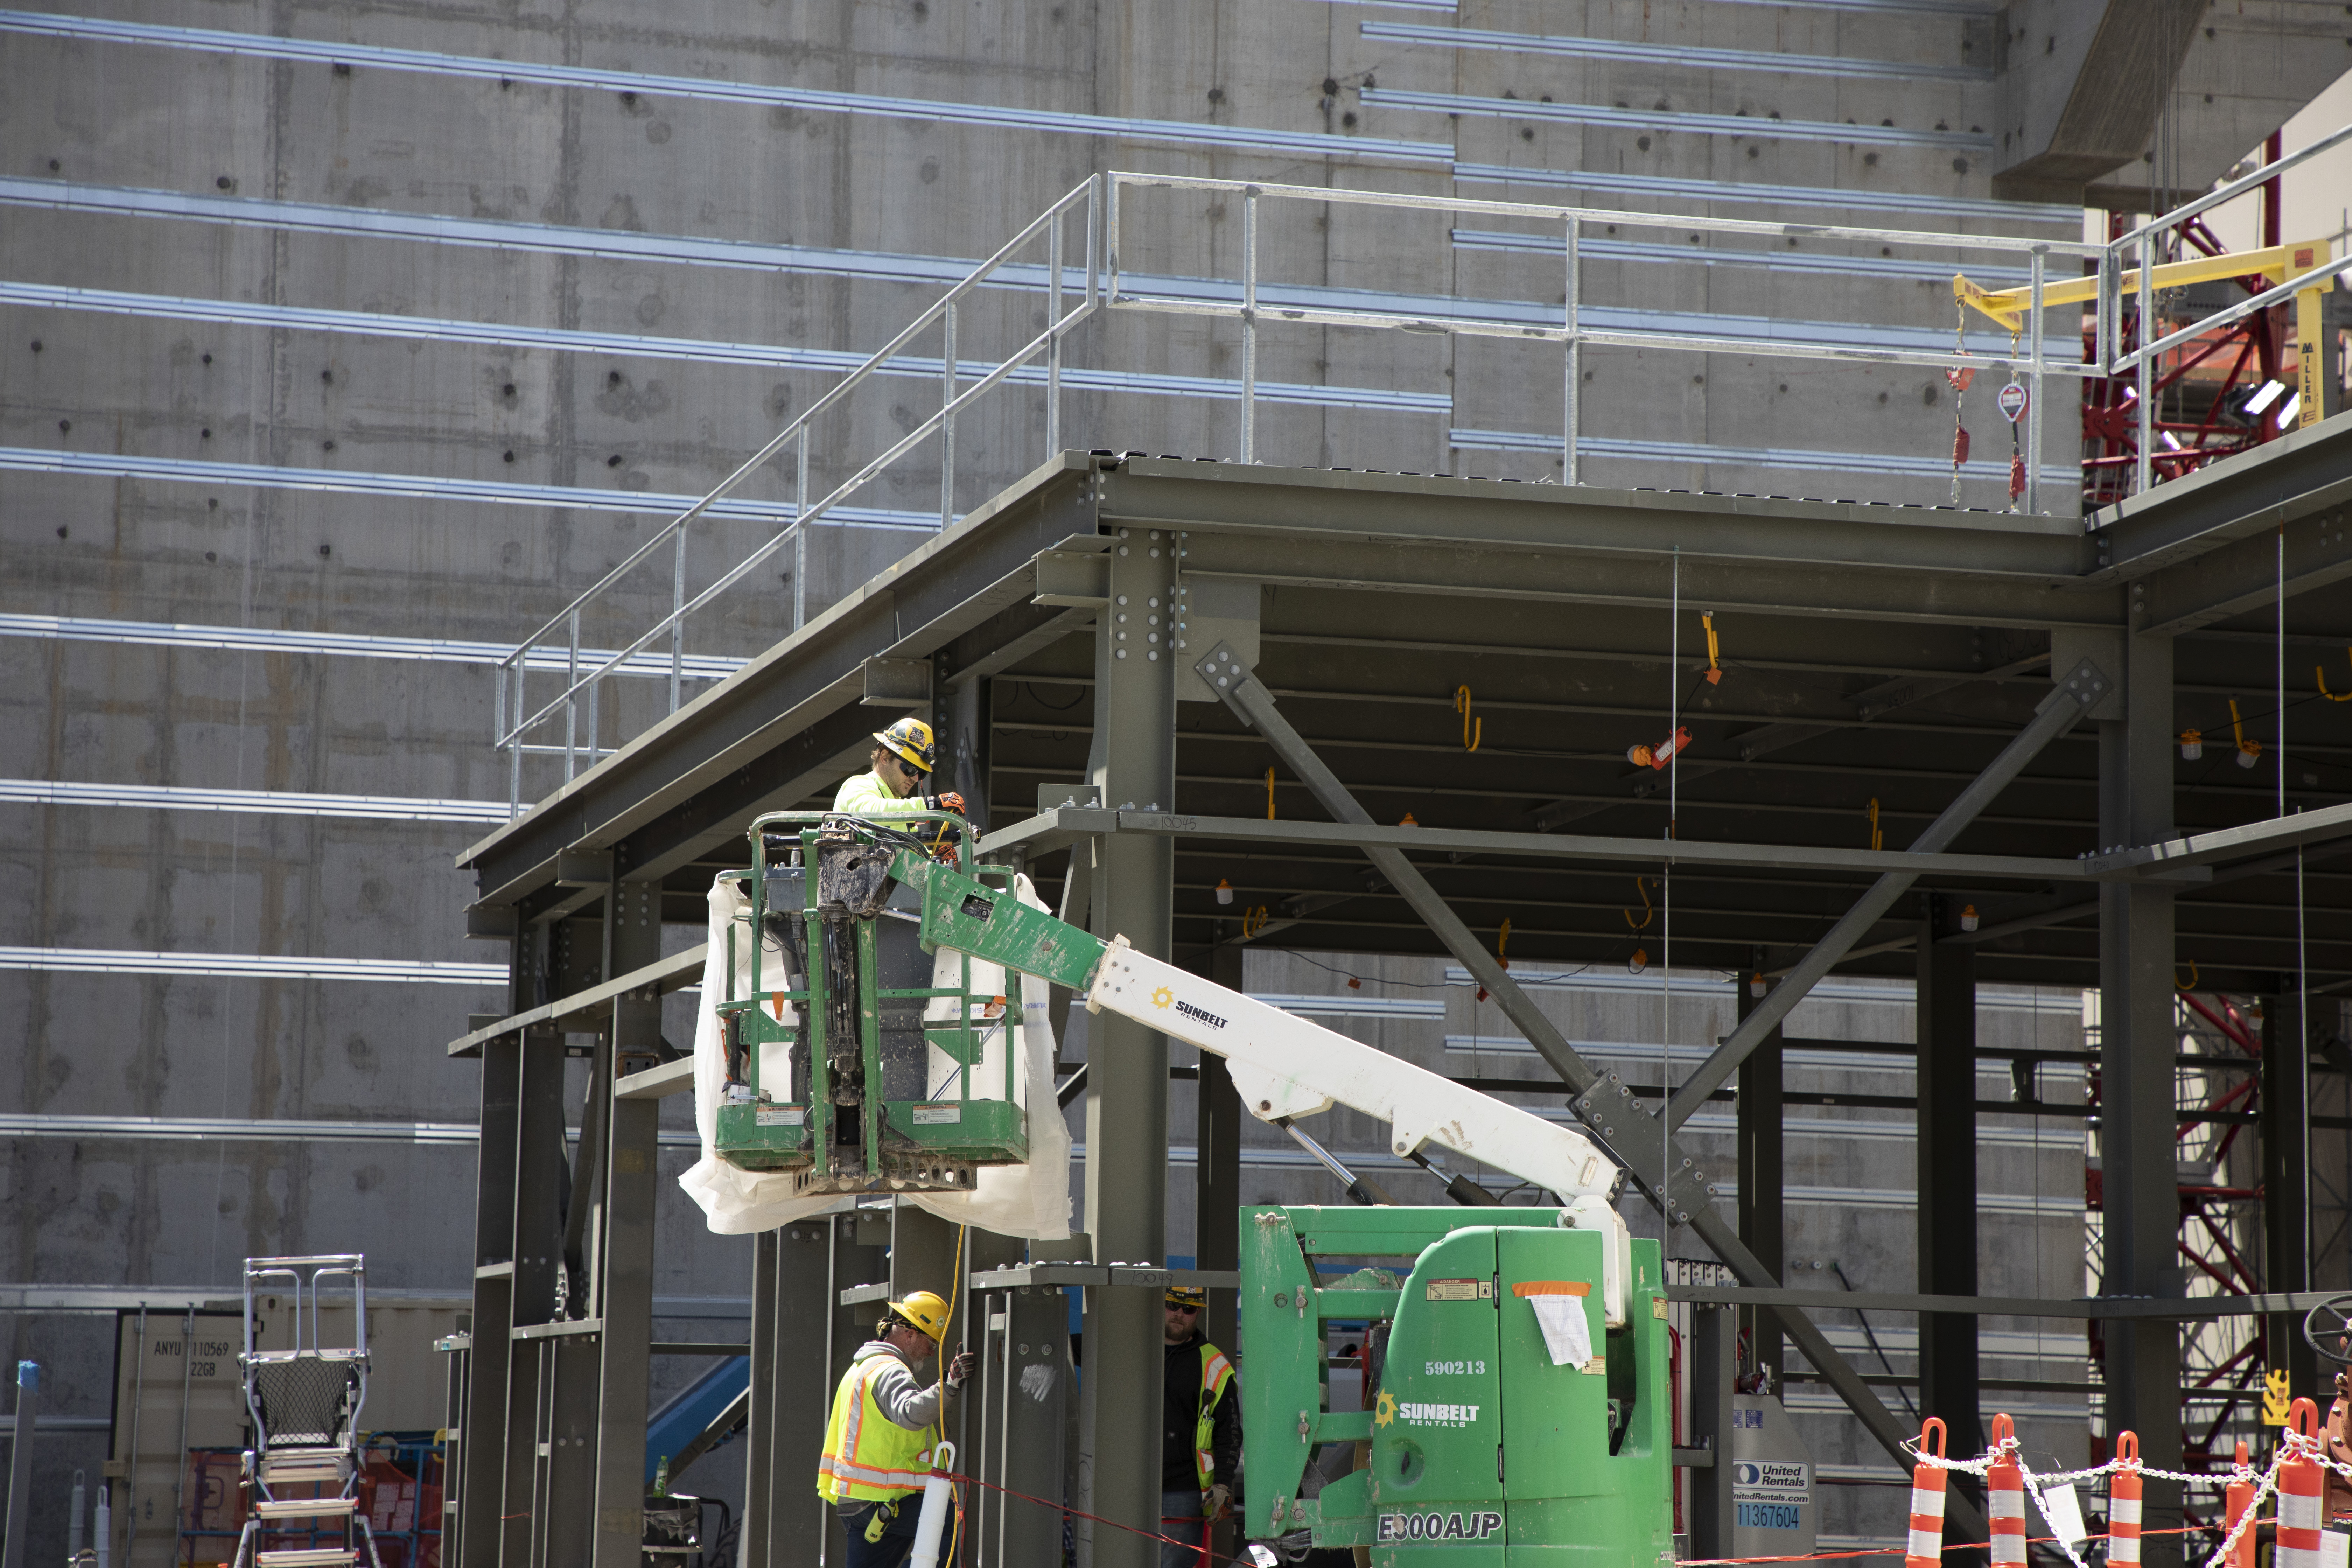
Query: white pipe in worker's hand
xmin=909 ymin=1440 xmax=957 ymax=1568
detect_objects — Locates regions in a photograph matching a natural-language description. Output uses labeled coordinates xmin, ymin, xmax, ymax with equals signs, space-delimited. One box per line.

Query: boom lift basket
xmin=710 ymin=812 xmax=1031 ymax=1192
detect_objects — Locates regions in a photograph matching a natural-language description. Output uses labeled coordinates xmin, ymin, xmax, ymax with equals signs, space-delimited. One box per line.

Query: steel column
xmin=1666 ymin=658 xmax=2112 ymax=1128
xmin=592 ymin=875 xmax=664 ymax=1568
xmin=2263 ymin=991 xmax=2317 ymax=1401
xmin=1916 ymin=894 xmax=1983 ymax=1493
xmin=1734 ymin=961 xmax=1783 ymax=1390
xmin=1687 ymin=1306 xmax=1736 ymax=1560
xmin=2099 ymin=629 xmax=2182 ymax=1564
xmin=741 ymin=1231 xmax=780 ymax=1568
xmin=773 ymin=1224 xmax=835 ymax=1562
xmin=460 ymin=1020 xmax=522 ymax=1568
xmin=1192 ymin=943 xmax=1244 ymax=1352
xmin=503 ymin=1029 xmax=567 ymax=1568
xmin=1082 ymin=525 xmax=1177 ymax=1568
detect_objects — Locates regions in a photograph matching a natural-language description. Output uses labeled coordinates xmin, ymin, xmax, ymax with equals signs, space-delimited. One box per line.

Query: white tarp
xmin=677 ymin=872 xmax=1072 ymax=1238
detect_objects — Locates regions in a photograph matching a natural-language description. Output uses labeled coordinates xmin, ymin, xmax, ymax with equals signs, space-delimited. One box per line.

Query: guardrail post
xmin=1241 ymin=187 xmax=1258 ymax=465
xmin=2027 ymin=247 xmax=2045 ymax=517
xmin=564 ymin=609 xmax=581 ymax=782
xmin=508 ymin=659 xmax=524 ymax=817
xmin=1047 ymin=208 xmax=1064 ymax=459
xmin=941 ymin=303 xmax=958 ymax=529
xmin=2136 ymin=230 xmax=2155 ymax=497
xmin=1564 ymin=214 xmax=1581 ymax=485
xmin=667 ymin=528 xmax=684 ymax=714
xmin=794 ymin=428 xmax=809 ymax=632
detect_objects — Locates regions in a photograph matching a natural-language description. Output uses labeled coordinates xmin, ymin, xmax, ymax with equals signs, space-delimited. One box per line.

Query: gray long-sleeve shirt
xmin=847 ymin=1340 xmax=951 ymax=1432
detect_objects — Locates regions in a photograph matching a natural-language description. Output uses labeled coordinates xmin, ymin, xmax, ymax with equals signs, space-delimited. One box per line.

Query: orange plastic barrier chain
xmin=2278 ymin=1398 xmax=2324 ymax=1568
xmin=1987 ymin=1414 xmax=2026 ymax=1568
xmin=1903 ymin=1417 xmax=1948 ymax=1568
xmin=2108 ymin=1431 xmax=2142 ymax=1568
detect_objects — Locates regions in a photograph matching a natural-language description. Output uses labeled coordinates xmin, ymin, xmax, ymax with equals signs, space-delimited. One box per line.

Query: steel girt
xmin=2135 ymin=509 xmax=2352 ymax=635
xmin=978 ymin=804 xmax=2183 ymax=882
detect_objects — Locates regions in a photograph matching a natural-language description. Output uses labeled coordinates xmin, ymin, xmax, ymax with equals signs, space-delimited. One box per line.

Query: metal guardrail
xmin=495 ymin=176 xmax=1102 ymax=811
xmin=2095 ymin=119 xmax=2352 ymax=497
xmin=495 ymin=130 xmax=2348 ymax=813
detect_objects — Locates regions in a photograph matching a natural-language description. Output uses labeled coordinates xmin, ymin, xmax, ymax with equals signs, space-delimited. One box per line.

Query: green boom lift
xmin=711 ymin=817 xmax=1671 ymax=1564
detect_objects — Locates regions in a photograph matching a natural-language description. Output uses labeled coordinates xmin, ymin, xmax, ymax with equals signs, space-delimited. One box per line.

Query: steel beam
xmin=1192 ymin=640 xmax=1969 ymax=1517
xmin=2134 ymin=510 xmax=2352 ymax=636
xmin=981 ymin=807 xmax=2110 ymax=882
xmin=2082 ymin=797 xmax=2352 ymax=877
xmin=1082 ymin=526 xmax=1178 ymax=1568
xmin=1664 ymin=658 xmax=2112 ymax=1129
xmin=2100 ymin=629 xmax=2183 ymax=1567
xmin=1673 ymin=1285 xmax=2352 ymax=1319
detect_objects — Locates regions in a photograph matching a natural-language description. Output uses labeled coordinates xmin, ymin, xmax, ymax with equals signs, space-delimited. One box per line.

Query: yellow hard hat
xmin=1166 ymin=1284 xmax=1207 ymax=1308
xmin=886 ymin=1290 xmax=951 ymax=1343
xmin=873 ymin=716 xmax=936 ymax=775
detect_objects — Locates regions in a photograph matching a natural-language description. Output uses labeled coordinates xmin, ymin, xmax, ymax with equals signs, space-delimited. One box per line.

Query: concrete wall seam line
xmin=1361 ymin=20 xmax=1994 ymax=82
xmin=1448 ymin=229 xmax=2035 ymax=286
xmin=1450 ymin=163 xmax=2076 ymax=224
xmin=1362 ymin=87 xmax=1996 ymax=149
xmin=0 ymin=779 xmax=513 ymax=822
xmin=1450 ymin=427 xmax=2079 ymax=485
xmin=0 ymin=612 xmax=748 ymax=679
xmin=1701 ymin=0 xmax=1995 ymax=14
xmin=0 ymin=280 xmax=1450 ymax=414
xmin=0 ymin=1113 xmax=704 ymax=1148
xmin=0 ymin=947 xmax=508 ymax=983
xmin=0 ymin=448 xmax=939 ymax=531
xmin=0 ymin=179 xmax=2043 ymax=355
xmin=0 ymin=8 xmax=1451 ymax=165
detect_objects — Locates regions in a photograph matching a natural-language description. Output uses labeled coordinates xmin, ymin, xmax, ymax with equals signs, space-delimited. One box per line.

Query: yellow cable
xmin=1266 ymin=767 xmax=1276 ymax=820
xmin=2175 ymin=960 xmax=2200 ymax=992
xmin=1455 ymin=686 xmax=1482 ymax=752
xmin=1497 ymin=917 xmax=1511 ymax=970
xmin=1623 ymin=876 xmax=1652 ymax=931
xmin=2229 ymin=697 xmax=2262 ymax=758
xmin=1867 ymin=798 xmax=1883 ymax=853
xmin=2320 ymin=649 xmax=2352 ymax=702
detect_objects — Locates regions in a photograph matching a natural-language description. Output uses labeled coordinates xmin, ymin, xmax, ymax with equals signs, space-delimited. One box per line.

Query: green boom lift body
xmin=1244 ymin=1206 xmax=1671 ymax=1564
xmin=709 ymin=820 xmax=1672 ymax=1560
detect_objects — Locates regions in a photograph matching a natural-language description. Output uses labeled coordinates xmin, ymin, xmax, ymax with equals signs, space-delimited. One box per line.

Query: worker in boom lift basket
xmin=834 ymin=716 xmax=965 ymax=820
xmin=816 ymin=1290 xmax=976 ymax=1567
xmin=1161 ymin=1284 xmax=1240 ymax=1568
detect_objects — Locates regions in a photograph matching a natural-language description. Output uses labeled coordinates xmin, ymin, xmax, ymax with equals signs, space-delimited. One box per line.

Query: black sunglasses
xmin=1167 ymin=1303 xmax=1201 ymax=1314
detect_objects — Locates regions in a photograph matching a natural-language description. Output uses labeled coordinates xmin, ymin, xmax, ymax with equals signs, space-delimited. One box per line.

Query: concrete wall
xmin=4 ymin=0 xmax=2346 ymax=1560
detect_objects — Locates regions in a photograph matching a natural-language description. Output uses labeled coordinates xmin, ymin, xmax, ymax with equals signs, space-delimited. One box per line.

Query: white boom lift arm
xmin=1082 ymin=936 xmax=1634 ymax=1324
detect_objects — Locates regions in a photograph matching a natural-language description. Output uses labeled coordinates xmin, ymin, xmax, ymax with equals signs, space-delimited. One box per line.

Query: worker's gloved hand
xmin=945 ymin=1351 xmax=975 ymax=1389
xmin=922 ymin=791 xmax=966 ymax=816
xmin=1207 ymin=1483 xmax=1231 ymax=1521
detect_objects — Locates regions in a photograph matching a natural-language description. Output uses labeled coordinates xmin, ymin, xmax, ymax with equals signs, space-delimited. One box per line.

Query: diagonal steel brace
xmin=1194 ymin=642 xmax=1984 ymax=1524
xmin=1663 ymin=657 xmax=2112 ymax=1132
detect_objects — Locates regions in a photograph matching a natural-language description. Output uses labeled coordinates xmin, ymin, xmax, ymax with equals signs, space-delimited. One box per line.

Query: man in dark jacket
xmin=1160 ymin=1285 xmax=1240 ymax=1568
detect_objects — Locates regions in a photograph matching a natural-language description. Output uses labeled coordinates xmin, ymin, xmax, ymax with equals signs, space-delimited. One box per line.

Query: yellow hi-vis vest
xmin=816 ymin=1355 xmax=934 ymax=1504
xmin=1192 ymin=1344 xmax=1236 ymax=1494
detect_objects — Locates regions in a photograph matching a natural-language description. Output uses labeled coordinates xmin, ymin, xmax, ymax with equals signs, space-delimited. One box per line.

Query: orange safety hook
xmin=1455 ymin=686 xmax=1482 ymax=752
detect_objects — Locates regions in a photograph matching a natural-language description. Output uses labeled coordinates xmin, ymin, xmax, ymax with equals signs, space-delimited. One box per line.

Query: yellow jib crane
xmin=1952 ymin=239 xmax=2336 ymax=430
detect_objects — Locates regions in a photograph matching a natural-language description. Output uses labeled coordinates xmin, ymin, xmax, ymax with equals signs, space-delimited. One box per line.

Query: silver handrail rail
xmin=492 ymin=126 xmax=2348 ymax=810
xmin=495 ymin=175 xmax=1101 ymax=811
